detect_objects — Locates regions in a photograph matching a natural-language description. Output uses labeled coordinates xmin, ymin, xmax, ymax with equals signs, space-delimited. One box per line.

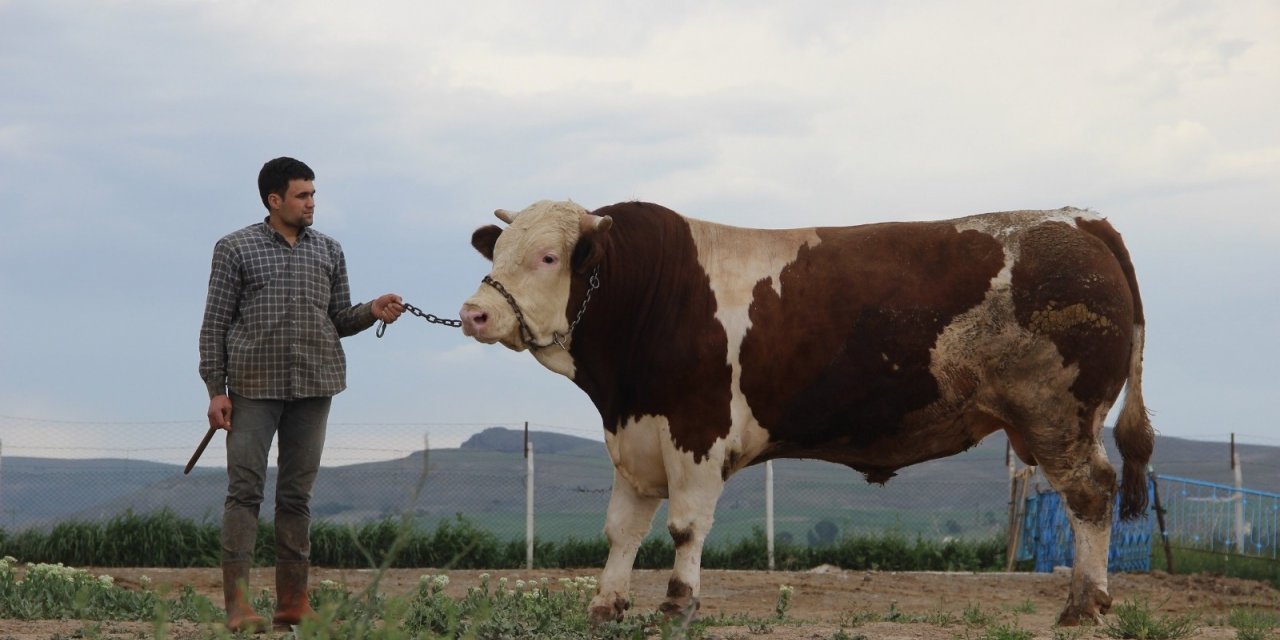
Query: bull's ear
xmin=471 ymin=225 xmax=502 ymax=261
xmin=571 ymin=215 xmax=612 ymax=273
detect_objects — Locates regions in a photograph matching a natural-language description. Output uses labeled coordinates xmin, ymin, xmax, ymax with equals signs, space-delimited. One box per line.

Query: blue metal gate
xmin=1017 ymin=480 xmax=1154 ymax=573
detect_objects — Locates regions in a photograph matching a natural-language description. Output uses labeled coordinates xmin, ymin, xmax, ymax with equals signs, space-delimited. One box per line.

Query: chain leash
xmin=483 ymin=267 xmax=601 ymax=351
xmin=376 ymin=302 xmax=462 ymax=338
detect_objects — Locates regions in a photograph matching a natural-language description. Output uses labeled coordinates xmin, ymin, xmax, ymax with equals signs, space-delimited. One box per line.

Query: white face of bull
xmin=459 ymin=200 xmax=611 ymax=364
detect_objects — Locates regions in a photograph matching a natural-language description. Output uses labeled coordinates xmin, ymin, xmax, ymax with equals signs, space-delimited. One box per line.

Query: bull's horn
xmin=580 ymin=214 xmax=614 ymax=234
xmin=495 ymin=209 xmax=516 ymax=224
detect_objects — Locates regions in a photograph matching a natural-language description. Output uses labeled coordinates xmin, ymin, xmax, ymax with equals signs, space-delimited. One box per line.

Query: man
xmin=198 ymin=156 xmax=404 ymax=632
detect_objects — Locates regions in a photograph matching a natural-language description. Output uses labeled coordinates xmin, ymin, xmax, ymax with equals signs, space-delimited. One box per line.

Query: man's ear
xmin=267 ymin=192 xmax=282 ymax=211
xmin=471 ymin=225 xmax=502 ymax=261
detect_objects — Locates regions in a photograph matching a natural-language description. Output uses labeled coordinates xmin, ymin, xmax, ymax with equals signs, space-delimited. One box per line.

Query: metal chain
xmin=376 ymin=302 xmax=462 ymax=338
xmin=483 ymin=267 xmax=601 ymax=351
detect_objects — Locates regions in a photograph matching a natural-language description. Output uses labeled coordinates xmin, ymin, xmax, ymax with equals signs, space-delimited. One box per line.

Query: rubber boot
xmin=222 ymin=561 xmax=268 ymax=634
xmin=272 ymin=560 xmax=316 ymax=628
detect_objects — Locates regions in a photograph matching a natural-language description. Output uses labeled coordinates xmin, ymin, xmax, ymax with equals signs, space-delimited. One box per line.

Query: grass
xmin=1227 ymin=608 xmax=1280 ymax=640
xmin=1102 ymin=598 xmax=1200 ymax=639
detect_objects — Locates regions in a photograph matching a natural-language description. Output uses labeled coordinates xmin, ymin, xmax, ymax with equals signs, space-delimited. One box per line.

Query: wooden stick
xmin=184 ymin=427 xmax=218 ymax=475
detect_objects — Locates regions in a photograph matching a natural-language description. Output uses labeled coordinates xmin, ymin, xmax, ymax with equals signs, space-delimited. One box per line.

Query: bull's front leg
xmin=658 ymin=446 xmax=725 ymax=621
xmin=589 ymin=468 xmax=662 ymax=624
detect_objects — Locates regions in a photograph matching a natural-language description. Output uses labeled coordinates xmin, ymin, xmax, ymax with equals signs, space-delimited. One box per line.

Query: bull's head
xmin=460 ymin=200 xmax=613 ymax=361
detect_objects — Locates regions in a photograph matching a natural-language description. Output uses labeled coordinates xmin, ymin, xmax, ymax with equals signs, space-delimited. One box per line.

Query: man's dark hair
xmin=258 ymin=157 xmax=316 ymax=209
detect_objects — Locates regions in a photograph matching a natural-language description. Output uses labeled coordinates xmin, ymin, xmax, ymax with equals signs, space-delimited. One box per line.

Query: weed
xmin=1102 ymin=598 xmax=1199 ymax=639
xmin=1228 ymin=608 xmax=1280 ymax=640
xmin=1051 ymin=626 xmax=1088 ymax=640
xmin=775 ymin=584 xmax=794 ymax=619
xmin=979 ymin=620 xmax=1034 ymax=640
xmin=963 ymin=602 xmax=995 ymax=627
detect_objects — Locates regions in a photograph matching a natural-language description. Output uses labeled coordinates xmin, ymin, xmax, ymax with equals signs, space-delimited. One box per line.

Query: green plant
xmin=774 ymin=584 xmax=794 ymax=619
xmin=963 ymin=602 xmax=995 ymax=627
xmin=1103 ymin=598 xmax=1199 ymax=639
xmin=978 ymin=620 xmax=1034 ymax=640
xmin=1051 ymin=626 xmax=1088 ymax=640
xmin=1228 ymin=608 xmax=1280 ymax=640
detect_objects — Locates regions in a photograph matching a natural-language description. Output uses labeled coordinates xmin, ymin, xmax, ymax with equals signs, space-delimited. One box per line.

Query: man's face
xmin=271 ymin=179 xmax=315 ymax=229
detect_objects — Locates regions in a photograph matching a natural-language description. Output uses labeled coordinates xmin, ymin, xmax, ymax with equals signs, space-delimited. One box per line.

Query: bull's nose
xmin=459 ymin=306 xmax=489 ymax=337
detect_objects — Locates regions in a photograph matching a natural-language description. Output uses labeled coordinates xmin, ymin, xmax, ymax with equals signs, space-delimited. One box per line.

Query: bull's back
xmin=689 ymin=209 xmax=1137 ymax=471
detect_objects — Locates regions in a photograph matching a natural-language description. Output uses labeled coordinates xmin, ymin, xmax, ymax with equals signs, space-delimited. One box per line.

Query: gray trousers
xmin=222 ymin=392 xmax=331 ymax=565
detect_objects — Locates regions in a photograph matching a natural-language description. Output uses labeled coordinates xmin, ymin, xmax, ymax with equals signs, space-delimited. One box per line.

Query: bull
xmin=459 ymin=199 xmax=1153 ymax=625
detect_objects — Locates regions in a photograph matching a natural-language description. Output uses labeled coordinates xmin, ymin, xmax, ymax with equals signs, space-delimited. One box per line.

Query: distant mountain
xmin=1 ymin=426 xmax=1273 ymax=543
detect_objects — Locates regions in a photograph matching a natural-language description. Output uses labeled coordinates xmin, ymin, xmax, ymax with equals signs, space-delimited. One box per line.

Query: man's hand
xmin=208 ymin=394 xmax=233 ymax=431
xmin=373 ymin=293 xmax=405 ymax=324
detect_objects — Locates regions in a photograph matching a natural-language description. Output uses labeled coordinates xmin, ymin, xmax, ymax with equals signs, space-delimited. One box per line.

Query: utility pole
xmin=1232 ymin=433 xmax=1246 ymax=554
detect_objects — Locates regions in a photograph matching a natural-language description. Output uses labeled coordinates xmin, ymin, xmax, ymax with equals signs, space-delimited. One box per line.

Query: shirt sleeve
xmin=328 ymin=245 xmax=377 ymax=337
xmin=198 ymin=238 xmax=240 ymax=398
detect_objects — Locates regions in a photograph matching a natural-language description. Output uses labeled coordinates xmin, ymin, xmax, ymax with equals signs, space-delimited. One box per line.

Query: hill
xmin=0 ymin=426 xmax=1273 ymax=544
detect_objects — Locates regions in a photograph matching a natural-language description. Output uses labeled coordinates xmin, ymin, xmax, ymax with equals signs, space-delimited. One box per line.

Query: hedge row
xmin=0 ymin=509 xmax=1004 ymax=572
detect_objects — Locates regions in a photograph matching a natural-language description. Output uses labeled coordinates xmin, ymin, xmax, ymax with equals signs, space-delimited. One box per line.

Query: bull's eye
xmin=542 ymin=255 xmax=558 ymax=265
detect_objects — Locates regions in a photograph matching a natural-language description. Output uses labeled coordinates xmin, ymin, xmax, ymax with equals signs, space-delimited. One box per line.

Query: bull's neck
xmin=557 ymin=204 xmax=723 ymax=434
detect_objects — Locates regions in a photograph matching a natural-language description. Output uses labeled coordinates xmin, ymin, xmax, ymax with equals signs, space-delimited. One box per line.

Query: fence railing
xmin=1154 ymin=474 xmax=1280 ymax=559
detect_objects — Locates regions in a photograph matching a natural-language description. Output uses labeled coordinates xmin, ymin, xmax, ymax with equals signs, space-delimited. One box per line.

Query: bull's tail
xmin=1097 ymin=219 xmax=1154 ymax=520
xmin=1082 ymin=216 xmax=1155 ymax=520
xmin=1115 ymin=324 xmax=1154 ymax=520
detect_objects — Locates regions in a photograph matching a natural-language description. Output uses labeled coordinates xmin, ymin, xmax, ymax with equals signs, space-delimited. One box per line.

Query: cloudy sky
xmin=1 ymin=1 xmax=1277 ymax=466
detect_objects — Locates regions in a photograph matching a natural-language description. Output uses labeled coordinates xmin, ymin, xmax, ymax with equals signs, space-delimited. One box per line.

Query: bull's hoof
xmin=1056 ymin=586 xmax=1112 ymax=626
xmin=658 ymin=596 xmax=700 ymax=623
xmin=588 ymin=595 xmax=630 ymax=625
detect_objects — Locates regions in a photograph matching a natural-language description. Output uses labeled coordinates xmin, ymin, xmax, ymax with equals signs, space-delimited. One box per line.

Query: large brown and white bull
xmin=459 ymin=200 xmax=1154 ymax=625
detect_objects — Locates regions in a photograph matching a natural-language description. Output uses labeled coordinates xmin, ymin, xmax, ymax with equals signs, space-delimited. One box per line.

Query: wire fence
xmin=4 ymin=415 xmax=1279 ymax=560
xmin=1155 ymin=475 xmax=1280 ymax=559
xmin=0 ymin=417 xmax=1014 ymax=545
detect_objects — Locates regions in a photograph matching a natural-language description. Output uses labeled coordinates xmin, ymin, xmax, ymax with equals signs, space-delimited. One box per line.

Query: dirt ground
xmin=2 ymin=566 xmax=1277 ymax=639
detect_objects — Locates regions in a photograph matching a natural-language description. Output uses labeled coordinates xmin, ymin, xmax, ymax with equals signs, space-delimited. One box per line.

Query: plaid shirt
xmin=199 ymin=219 xmax=376 ymax=400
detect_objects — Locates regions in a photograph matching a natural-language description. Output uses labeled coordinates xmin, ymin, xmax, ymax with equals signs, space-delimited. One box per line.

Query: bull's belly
xmin=756 ymin=405 xmax=1011 ymax=484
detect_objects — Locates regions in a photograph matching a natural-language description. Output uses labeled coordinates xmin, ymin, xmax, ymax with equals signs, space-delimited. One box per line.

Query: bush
xmin=0 ymin=510 xmax=1008 ymax=572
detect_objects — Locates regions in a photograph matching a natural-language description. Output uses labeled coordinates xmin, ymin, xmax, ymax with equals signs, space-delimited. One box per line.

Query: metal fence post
xmin=766 ymin=460 xmax=774 ymax=570
xmin=526 ymin=438 xmax=535 ymax=570
xmin=1232 ymin=434 xmax=1245 ymax=554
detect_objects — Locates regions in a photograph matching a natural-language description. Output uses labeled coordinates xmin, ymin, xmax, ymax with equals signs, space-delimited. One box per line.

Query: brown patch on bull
xmin=1057 ymin=448 xmax=1118 ymax=526
xmin=565 ymin=202 xmax=733 ymax=463
xmin=721 ymin=450 xmax=743 ymax=481
xmin=1057 ymin=574 xmax=1113 ymax=626
xmin=665 ymin=577 xmax=692 ymax=599
xmin=738 ymin=222 xmax=1005 ymax=473
xmin=1076 ymin=217 xmax=1145 ymax=327
xmin=1010 ymin=222 xmax=1134 ymax=421
xmin=659 ymin=578 xmax=700 ymax=619
xmin=668 ymin=524 xmax=694 ymax=549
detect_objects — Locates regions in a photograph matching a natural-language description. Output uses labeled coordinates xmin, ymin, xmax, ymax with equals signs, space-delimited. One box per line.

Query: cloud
xmin=1 ymin=0 xmax=1278 ymax=460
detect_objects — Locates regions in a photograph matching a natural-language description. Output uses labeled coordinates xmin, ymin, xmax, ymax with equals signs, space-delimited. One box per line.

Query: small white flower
xmin=432 ymin=575 xmax=449 ymax=589
xmin=139 ymin=575 xmax=153 ymax=588
xmin=98 ymin=575 xmax=115 ymax=587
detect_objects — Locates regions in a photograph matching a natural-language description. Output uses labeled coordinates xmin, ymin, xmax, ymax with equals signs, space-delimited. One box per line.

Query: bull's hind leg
xmin=590 ymin=468 xmax=662 ymax=624
xmin=1026 ymin=411 xmax=1118 ymax=625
